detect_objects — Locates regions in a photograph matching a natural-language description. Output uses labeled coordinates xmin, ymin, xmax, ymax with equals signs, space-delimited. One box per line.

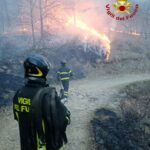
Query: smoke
xmin=0 ymin=0 xmax=149 ymax=53
xmin=60 ymin=0 xmax=116 ymax=35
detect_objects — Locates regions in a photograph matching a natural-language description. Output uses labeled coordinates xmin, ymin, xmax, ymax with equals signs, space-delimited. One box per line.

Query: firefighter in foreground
xmin=13 ymin=55 xmax=70 ymax=150
xmin=57 ymin=60 xmax=72 ymax=101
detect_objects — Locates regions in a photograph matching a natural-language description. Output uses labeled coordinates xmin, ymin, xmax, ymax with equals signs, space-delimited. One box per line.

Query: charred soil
xmin=92 ymin=80 xmax=150 ymax=150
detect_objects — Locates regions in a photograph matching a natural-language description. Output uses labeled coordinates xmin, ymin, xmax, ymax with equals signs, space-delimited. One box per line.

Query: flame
xmin=18 ymin=28 xmax=29 ymax=33
xmin=66 ymin=17 xmax=111 ymax=61
xmin=110 ymin=28 xmax=140 ymax=36
xmin=130 ymin=32 xmax=140 ymax=36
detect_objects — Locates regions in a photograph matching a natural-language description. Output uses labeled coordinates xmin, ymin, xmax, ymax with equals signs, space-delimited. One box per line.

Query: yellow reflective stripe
xmin=43 ymin=145 xmax=46 ymax=150
xmin=29 ymin=67 xmax=43 ymax=77
xmin=36 ymin=133 xmax=39 ymax=150
xmin=60 ymin=77 xmax=69 ymax=80
xmin=57 ymin=72 xmax=70 ymax=75
xmin=42 ymin=120 xmax=45 ymax=133
xmin=59 ymin=146 xmax=64 ymax=150
xmin=15 ymin=112 xmax=19 ymax=121
xmin=64 ymin=91 xmax=68 ymax=96
xmin=36 ymin=134 xmax=46 ymax=150
xmin=36 ymin=120 xmax=46 ymax=150
xmin=64 ymin=93 xmax=68 ymax=96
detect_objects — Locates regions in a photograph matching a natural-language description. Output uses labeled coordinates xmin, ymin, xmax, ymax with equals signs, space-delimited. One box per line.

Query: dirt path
xmin=0 ymin=74 xmax=150 ymax=150
xmin=64 ymin=74 xmax=150 ymax=150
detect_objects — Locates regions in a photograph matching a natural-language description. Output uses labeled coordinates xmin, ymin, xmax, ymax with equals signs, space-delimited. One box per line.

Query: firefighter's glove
xmin=66 ymin=110 xmax=71 ymax=125
xmin=66 ymin=116 xmax=71 ymax=125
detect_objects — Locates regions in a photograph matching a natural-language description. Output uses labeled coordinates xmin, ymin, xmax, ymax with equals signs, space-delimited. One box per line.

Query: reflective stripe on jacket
xmin=57 ymin=67 xmax=72 ymax=81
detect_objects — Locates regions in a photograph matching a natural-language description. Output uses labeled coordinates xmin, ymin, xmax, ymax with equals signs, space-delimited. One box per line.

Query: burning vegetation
xmin=66 ymin=16 xmax=111 ymax=61
xmin=110 ymin=28 xmax=140 ymax=36
xmin=0 ymin=0 xmax=149 ymax=64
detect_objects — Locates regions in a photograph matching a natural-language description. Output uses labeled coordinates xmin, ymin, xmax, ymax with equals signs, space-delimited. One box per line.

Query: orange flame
xmin=66 ymin=17 xmax=111 ymax=61
xmin=18 ymin=28 xmax=29 ymax=33
xmin=110 ymin=28 xmax=140 ymax=36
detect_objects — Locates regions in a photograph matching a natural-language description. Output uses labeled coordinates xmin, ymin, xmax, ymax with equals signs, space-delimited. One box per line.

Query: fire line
xmin=66 ymin=17 xmax=111 ymax=61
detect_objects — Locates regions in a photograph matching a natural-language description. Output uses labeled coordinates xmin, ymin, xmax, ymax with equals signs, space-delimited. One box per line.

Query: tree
xmin=0 ymin=0 xmax=10 ymax=33
xmin=29 ymin=0 xmax=36 ymax=48
xmin=39 ymin=0 xmax=44 ymax=47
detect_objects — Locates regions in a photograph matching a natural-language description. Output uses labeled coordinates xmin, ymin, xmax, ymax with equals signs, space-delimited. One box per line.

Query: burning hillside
xmin=66 ymin=16 xmax=111 ymax=61
xmin=110 ymin=28 xmax=140 ymax=36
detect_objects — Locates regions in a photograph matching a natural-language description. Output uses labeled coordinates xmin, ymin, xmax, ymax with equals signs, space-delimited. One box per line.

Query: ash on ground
xmin=91 ymin=81 xmax=150 ymax=150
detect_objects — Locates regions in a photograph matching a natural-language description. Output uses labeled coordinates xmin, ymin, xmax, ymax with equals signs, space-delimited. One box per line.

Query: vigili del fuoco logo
xmin=106 ymin=0 xmax=139 ymax=21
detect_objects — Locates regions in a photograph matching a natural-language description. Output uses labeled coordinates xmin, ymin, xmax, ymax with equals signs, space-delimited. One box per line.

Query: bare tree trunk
xmin=39 ymin=0 xmax=44 ymax=47
xmin=3 ymin=0 xmax=10 ymax=27
xmin=1 ymin=0 xmax=10 ymax=30
xmin=0 ymin=11 xmax=5 ymax=33
xmin=45 ymin=0 xmax=49 ymax=30
xmin=29 ymin=0 xmax=36 ymax=48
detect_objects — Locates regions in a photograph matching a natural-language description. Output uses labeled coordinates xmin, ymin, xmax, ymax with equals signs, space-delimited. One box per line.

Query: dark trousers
xmin=61 ymin=80 xmax=69 ymax=98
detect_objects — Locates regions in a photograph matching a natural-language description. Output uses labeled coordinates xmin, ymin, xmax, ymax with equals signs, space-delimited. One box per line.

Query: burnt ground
xmin=91 ymin=80 xmax=150 ymax=150
xmin=0 ymin=73 xmax=23 ymax=106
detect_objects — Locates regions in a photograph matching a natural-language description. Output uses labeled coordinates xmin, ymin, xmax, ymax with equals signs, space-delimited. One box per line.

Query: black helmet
xmin=61 ymin=59 xmax=67 ymax=65
xmin=24 ymin=54 xmax=50 ymax=80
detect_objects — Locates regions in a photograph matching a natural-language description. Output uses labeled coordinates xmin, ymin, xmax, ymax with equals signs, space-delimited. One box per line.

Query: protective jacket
xmin=13 ymin=80 xmax=70 ymax=150
xmin=57 ymin=66 xmax=72 ymax=98
xmin=57 ymin=66 xmax=72 ymax=81
xmin=13 ymin=80 xmax=46 ymax=150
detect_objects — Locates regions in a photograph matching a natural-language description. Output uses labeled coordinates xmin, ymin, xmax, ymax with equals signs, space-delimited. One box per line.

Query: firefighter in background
xmin=57 ymin=60 xmax=73 ymax=101
xmin=13 ymin=55 xmax=70 ymax=150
